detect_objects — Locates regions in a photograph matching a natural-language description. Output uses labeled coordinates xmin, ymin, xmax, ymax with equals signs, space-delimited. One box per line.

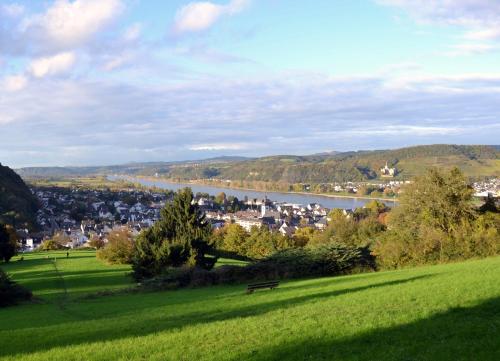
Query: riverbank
xmin=123 ymin=175 xmax=399 ymax=203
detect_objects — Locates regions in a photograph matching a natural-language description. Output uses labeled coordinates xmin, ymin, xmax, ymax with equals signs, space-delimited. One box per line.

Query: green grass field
xmin=1 ymin=251 xmax=499 ymax=360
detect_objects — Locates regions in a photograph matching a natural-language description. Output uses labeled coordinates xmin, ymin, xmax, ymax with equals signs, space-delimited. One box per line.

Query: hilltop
xmin=168 ymin=144 xmax=499 ymax=183
xmin=16 ymin=144 xmax=500 ymax=183
xmin=0 ymin=163 xmax=39 ymax=228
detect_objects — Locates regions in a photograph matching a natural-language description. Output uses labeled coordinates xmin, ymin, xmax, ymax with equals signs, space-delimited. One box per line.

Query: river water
xmin=109 ymin=176 xmax=396 ymax=210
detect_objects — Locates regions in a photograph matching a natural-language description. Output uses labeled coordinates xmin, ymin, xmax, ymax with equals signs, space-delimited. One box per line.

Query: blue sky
xmin=1 ymin=0 xmax=499 ymax=167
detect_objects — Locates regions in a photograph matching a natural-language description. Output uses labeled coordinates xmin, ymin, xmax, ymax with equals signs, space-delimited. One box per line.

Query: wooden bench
xmin=246 ymin=280 xmax=280 ymax=294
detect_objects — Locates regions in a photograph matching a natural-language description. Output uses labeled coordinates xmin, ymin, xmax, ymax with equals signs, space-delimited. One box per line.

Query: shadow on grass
xmin=4 ymin=260 xmax=132 ymax=300
xmin=1 ymin=274 xmax=432 ymax=358
xmin=235 ymin=296 xmax=500 ymax=361
xmin=279 ymin=271 xmax=384 ymax=293
xmin=17 ymin=254 xmax=95 ymax=261
xmin=1 ymin=258 xmax=53 ymax=271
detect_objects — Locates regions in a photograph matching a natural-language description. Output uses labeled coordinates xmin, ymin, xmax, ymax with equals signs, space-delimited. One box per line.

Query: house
xmin=208 ymin=219 xmax=226 ymax=229
xmin=69 ymin=230 xmax=88 ymax=248
xmin=205 ymin=211 xmax=223 ymax=220
xmin=279 ymin=222 xmax=296 ymax=237
xmin=235 ymin=217 xmax=263 ymax=231
xmin=314 ymin=217 xmax=328 ymax=230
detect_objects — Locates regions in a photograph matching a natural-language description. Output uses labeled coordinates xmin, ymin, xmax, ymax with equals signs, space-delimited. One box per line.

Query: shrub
xmin=0 ymin=268 xmax=32 ymax=307
xmin=257 ymin=244 xmax=376 ymax=279
xmin=39 ymin=239 xmax=66 ymax=251
xmin=140 ymin=267 xmax=194 ymax=291
xmin=88 ymin=236 xmax=105 ymax=250
xmin=39 ymin=232 xmax=71 ymax=251
xmin=97 ymin=228 xmax=135 ymax=264
xmin=139 ymin=243 xmax=376 ymax=291
xmin=218 ymin=224 xmax=298 ymax=260
xmin=219 ymin=223 xmax=248 ymax=255
xmin=310 ymin=209 xmax=385 ymax=248
xmin=373 ymin=168 xmax=499 ymax=268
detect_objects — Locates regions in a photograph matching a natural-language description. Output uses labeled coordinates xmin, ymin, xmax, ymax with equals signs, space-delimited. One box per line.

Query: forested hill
xmin=196 ymin=144 xmax=500 ymax=183
xmin=0 ymin=163 xmax=39 ymax=228
xmin=16 ymin=144 xmax=500 ymax=183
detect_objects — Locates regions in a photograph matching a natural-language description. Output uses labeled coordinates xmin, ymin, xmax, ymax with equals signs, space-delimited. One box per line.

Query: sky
xmin=0 ymin=0 xmax=499 ymax=167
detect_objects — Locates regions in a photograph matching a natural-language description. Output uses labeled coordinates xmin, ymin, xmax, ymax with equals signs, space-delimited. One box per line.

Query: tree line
xmin=88 ymin=167 xmax=498 ymax=282
xmin=2 ymin=167 xmax=498 ymax=287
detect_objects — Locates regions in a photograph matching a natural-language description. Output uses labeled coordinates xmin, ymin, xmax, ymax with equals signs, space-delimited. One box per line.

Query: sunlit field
xmin=1 ymin=251 xmax=499 ymax=361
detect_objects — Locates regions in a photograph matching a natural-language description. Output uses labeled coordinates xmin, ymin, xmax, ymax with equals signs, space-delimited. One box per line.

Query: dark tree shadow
xmin=0 ymin=275 xmax=432 ymax=358
xmin=234 ymin=297 xmax=500 ymax=361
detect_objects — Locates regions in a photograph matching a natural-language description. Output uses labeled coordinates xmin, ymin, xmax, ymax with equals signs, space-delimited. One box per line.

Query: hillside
xmin=1 ymin=251 xmax=499 ymax=360
xmin=0 ymin=163 xmax=39 ymax=228
xmin=156 ymin=144 xmax=500 ymax=182
xmin=15 ymin=157 xmax=251 ymax=179
xmin=16 ymin=144 xmax=500 ymax=183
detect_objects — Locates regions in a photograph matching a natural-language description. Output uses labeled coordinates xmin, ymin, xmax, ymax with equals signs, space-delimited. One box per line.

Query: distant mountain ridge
xmin=14 ymin=144 xmax=500 ymax=183
xmin=15 ymin=156 xmax=252 ymax=178
xmin=0 ymin=163 xmax=39 ymax=228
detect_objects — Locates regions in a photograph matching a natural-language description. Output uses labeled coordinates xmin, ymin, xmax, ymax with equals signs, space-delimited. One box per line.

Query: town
xmin=16 ymin=176 xmax=499 ymax=251
xmin=19 ymin=184 xmax=336 ymax=250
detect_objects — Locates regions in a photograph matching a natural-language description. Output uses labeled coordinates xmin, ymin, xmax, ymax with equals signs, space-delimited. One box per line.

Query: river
xmin=110 ymin=176 xmax=397 ymax=210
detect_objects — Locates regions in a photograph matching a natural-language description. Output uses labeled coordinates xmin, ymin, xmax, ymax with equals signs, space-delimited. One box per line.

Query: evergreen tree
xmin=132 ymin=188 xmax=216 ymax=279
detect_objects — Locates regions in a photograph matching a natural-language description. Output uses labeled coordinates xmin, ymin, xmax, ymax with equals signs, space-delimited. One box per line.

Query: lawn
xmin=1 ymin=251 xmax=499 ymax=360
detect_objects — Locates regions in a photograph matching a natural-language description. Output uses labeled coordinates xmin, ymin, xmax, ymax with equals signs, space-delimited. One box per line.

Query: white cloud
xmin=0 ymin=115 xmax=15 ymax=125
xmin=189 ymin=143 xmax=249 ymax=151
xmin=22 ymin=0 xmax=123 ymax=49
xmin=376 ymin=0 xmax=500 ymax=25
xmin=123 ymin=23 xmax=142 ymax=42
xmin=225 ymin=0 xmax=250 ymax=14
xmin=1 ymin=3 xmax=25 ymax=17
xmin=340 ymin=125 xmax=464 ymax=136
xmin=444 ymin=43 xmax=497 ymax=57
xmin=2 ymin=74 xmax=27 ymax=91
xmin=103 ymin=53 xmax=131 ymax=71
xmin=465 ymin=28 xmax=500 ymax=41
xmin=173 ymin=0 xmax=250 ymax=33
xmin=1 ymin=72 xmax=499 ymax=166
xmin=377 ymin=0 xmax=500 ymax=52
xmin=29 ymin=52 xmax=76 ymax=78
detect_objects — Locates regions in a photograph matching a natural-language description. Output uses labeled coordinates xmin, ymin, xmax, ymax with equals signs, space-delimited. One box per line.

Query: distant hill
xmin=16 ymin=156 xmax=251 ymax=179
xmin=0 ymin=163 xmax=39 ymax=228
xmin=15 ymin=144 xmax=500 ymax=183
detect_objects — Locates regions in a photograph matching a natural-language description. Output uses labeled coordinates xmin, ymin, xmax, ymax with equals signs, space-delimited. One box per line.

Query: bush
xmin=97 ymin=228 xmax=135 ymax=264
xmin=372 ymin=168 xmax=499 ymax=268
xmin=39 ymin=239 xmax=66 ymax=251
xmin=139 ymin=267 xmax=194 ymax=291
xmin=39 ymin=232 xmax=71 ymax=251
xmin=0 ymin=268 xmax=32 ymax=307
xmin=88 ymin=236 xmax=105 ymax=250
xmin=139 ymin=243 xmax=376 ymax=290
xmin=218 ymin=224 xmax=299 ymax=260
xmin=256 ymin=244 xmax=376 ymax=279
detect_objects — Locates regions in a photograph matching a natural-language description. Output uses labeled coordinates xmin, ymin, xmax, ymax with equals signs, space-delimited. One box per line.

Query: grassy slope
xmin=0 ymin=251 xmax=499 ymax=361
